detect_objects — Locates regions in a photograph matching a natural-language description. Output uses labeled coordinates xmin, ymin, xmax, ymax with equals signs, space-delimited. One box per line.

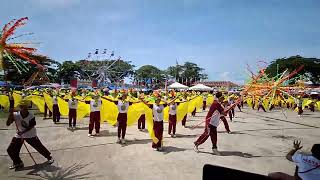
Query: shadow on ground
xmin=11 ymin=162 xmax=97 ymax=179
xmin=198 ymin=150 xmax=259 ymax=158
xmin=161 ymin=146 xmax=189 ymax=155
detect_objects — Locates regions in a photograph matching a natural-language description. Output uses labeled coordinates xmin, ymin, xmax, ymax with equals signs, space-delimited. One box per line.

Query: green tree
xmin=166 ymin=61 xmax=208 ymax=86
xmin=57 ymin=61 xmax=81 ymax=84
xmin=134 ymin=65 xmax=166 ymax=88
xmin=2 ymin=54 xmax=60 ymax=84
xmin=265 ymin=55 xmax=320 ymax=84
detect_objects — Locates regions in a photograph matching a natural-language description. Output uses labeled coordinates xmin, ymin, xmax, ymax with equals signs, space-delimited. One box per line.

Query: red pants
xmin=181 ymin=114 xmax=187 ymax=126
xmin=168 ymin=114 xmax=177 ymax=135
xmin=117 ymin=113 xmax=127 ymax=138
xmin=298 ymin=107 xmax=303 ymax=115
xmin=310 ymin=105 xmax=315 ymax=112
xmin=194 ymin=124 xmax=217 ymax=149
xmin=9 ymin=99 xmax=14 ymax=108
xmin=7 ymin=137 xmax=51 ymax=165
xmin=191 ymin=108 xmax=196 ymax=117
xmin=231 ymin=108 xmax=235 ymax=117
xmin=52 ymin=104 xmax=60 ymax=122
xmin=89 ymin=111 xmax=100 ymax=134
xmin=203 ymin=101 xmax=207 ymax=110
xmin=69 ymin=109 xmax=77 ymax=127
xmin=152 ymin=121 xmax=163 ymax=148
xmin=138 ymin=114 xmax=145 ymax=129
xmin=228 ymin=111 xmax=233 ymax=121
xmin=237 ymin=104 xmax=242 ymax=112
xmin=220 ymin=116 xmax=231 ymax=132
xmin=44 ymin=104 xmax=52 ymax=118
xmin=258 ymin=105 xmax=266 ymax=112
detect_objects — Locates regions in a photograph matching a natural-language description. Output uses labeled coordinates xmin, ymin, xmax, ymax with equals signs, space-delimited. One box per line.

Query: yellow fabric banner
xmin=177 ymin=102 xmax=188 ymax=122
xmin=127 ymin=102 xmax=146 ymax=126
xmin=143 ymin=104 xmax=158 ymax=144
xmin=13 ymin=92 xmax=22 ymax=108
xmin=101 ymin=99 xmax=118 ymax=125
xmin=58 ymin=97 xmax=69 ymax=116
xmin=43 ymin=93 xmax=53 ymax=112
xmin=0 ymin=95 xmax=9 ymax=109
xmin=29 ymin=95 xmax=45 ymax=113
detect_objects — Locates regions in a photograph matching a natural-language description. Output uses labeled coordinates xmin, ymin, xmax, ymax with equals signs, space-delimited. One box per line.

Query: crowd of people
xmin=0 ymin=87 xmax=319 ymax=179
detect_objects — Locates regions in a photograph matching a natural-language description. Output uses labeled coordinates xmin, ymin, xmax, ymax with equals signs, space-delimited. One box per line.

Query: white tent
xmin=167 ymin=82 xmax=189 ymax=90
xmin=189 ymin=84 xmax=213 ymax=91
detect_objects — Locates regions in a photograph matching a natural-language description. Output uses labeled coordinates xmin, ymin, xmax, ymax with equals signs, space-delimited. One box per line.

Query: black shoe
xmin=9 ymin=162 xmax=24 ymax=170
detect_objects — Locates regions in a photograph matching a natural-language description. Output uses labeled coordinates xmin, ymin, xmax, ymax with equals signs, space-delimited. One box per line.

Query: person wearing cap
xmin=296 ymin=96 xmax=303 ymax=117
xmin=167 ymin=97 xmax=178 ymax=138
xmin=141 ymin=96 xmax=168 ymax=151
xmin=88 ymin=94 xmax=102 ymax=137
xmin=220 ymin=98 xmax=231 ymax=133
xmin=52 ymin=91 xmax=60 ymax=123
xmin=223 ymin=98 xmax=233 ymax=122
xmin=151 ymin=97 xmax=165 ymax=151
xmin=181 ymin=93 xmax=188 ymax=127
xmin=228 ymin=96 xmax=235 ymax=117
xmin=6 ymin=100 xmax=54 ymax=169
xmin=194 ymin=92 xmax=226 ymax=155
xmin=268 ymin=141 xmax=320 ymax=180
xmin=68 ymin=92 xmax=78 ymax=129
xmin=202 ymin=92 xmax=208 ymax=111
xmin=115 ymin=93 xmax=131 ymax=144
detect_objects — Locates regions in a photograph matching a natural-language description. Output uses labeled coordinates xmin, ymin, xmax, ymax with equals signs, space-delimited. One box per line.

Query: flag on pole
xmin=95 ymin=49 xmax=99 ymax=54
xmin=111 ymin=51 xmax=114 ymax=56
xmin=103 ymin=49 xmax=107 ymax=54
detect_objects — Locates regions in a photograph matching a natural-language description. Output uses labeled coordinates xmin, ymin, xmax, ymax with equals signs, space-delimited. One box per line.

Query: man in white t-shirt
xmin=269 ymin=141 xmax=320 ymax=180
xmin=6 ymin=100 xmax=54 ymax=169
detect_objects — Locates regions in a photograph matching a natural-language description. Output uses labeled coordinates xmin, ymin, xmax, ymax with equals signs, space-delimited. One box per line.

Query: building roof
xmin=195 ymin=81 xmax=239 ymax=87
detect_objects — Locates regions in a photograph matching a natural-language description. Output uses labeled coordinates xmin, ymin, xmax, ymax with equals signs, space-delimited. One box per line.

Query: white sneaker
xmin=121 ymin=138 xmax=126 ymax=144
xmin=212 ymin=148 xmax=220 ymax=155
xmin=153 ymin=148 xmax=158 ymax=151
xmin=173 ymin=134 xmax=176 ymax=138
xmin=88 ymin=134 xmax=94 ymax=138
xmin=194 ymin=145 xmax=199 ymax=153
xmin=116 ymin=138 xmax=121 ymax=143
xmin=47 ymin=158 xmax=54 ymax=164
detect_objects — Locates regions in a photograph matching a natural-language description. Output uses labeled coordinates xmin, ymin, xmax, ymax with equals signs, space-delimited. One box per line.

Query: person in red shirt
xmin=194 ymin=92 xmax=226 ymax=155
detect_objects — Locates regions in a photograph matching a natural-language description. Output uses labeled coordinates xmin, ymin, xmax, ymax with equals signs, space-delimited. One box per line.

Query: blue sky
xmin=1 ymin=0 xmax=320 ymax=84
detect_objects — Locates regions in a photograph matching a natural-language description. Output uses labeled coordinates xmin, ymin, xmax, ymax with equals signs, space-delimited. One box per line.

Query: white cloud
xmin=219 ymin=71 xmax=230 ymax=80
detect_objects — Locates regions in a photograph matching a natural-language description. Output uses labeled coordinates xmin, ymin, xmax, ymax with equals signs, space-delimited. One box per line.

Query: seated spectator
xmin=268 ymin=141 xmax=320 ymax=180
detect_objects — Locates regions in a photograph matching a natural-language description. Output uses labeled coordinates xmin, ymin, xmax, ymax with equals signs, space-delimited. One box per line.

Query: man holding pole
xmin=6 ymin=99 xmax=54 ymax=169
xmin=194 ymin=92 xmax=226 ymax=155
